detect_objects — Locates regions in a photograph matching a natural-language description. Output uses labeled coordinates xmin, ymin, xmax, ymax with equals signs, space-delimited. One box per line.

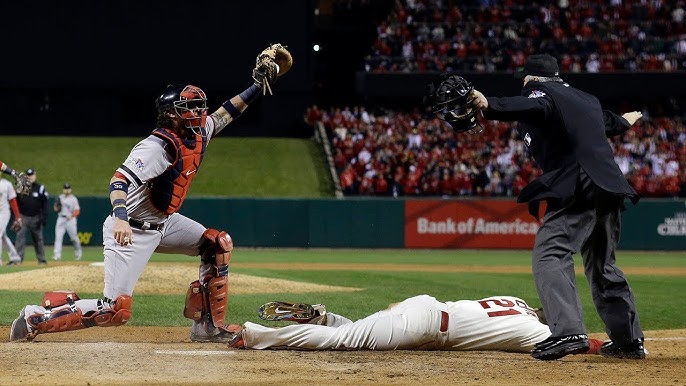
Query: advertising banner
xmin=405 ymin=200 xmax=539 ymax=249
xmin=620 ymin=199 xmax=686 ymax=251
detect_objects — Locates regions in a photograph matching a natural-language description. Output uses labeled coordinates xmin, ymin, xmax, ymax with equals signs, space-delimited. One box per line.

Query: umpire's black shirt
xmin=483 ymin=79 xmax=639 ymax=215
xmin=18 ymin=182 xmax=49 ymax=220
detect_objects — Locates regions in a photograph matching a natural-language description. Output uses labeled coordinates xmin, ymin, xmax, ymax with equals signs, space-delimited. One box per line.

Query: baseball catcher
xmin=9 ymin=44 xmax=293 ymax=344
xmin=252 ymin=43 xmax=293 ymax=95
xmin=425 ymin=74 xmax=482 ymax=134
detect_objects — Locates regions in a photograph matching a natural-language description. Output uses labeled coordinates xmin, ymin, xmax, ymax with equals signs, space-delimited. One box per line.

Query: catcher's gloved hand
xmin=10 ymin=218 xmax=22 ymax=232
xmin=252 ymin=43 xmax=293 ymax=95
xmin=13 ymin=172 xmax=31 ymax=195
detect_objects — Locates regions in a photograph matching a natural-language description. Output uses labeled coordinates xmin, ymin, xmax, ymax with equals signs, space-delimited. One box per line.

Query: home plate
xmin=155 ymin=350 xmax=237 ymax=356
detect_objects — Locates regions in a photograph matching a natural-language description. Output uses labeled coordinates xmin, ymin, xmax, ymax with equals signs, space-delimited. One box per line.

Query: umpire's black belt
xmin=128 ymin=218 xmax=163 ymax=231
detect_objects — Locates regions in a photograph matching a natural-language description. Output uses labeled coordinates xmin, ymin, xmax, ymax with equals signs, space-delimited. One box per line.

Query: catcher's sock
xmin=586 ymin=338 xmax=605 ymax=355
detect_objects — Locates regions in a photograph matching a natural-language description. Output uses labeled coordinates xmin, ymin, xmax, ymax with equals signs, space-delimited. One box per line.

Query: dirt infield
xmin=1 ymin=261 xmax=684 ymax=385
xmin=0 ymin=264 xmax=362 ymax=294
xmin=0 ymin=326 xmax=684 ymax=386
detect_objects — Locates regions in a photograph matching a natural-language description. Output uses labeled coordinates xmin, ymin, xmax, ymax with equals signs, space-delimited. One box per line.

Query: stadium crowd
xmin=365 ymin=0 xmax=686 ymax=73
xmin=305 ymin=105 xmax=686 ymax=198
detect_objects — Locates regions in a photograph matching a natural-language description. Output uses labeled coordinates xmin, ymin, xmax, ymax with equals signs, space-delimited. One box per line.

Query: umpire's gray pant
xmin=15 ymin=214 xmax=46 ymax=263
xmin=532 ymin=170 xmax=643 ymax=345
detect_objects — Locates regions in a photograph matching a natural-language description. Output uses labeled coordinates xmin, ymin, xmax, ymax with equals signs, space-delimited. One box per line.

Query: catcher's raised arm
xmin=209 ymin=43 xmax=293 ymax=134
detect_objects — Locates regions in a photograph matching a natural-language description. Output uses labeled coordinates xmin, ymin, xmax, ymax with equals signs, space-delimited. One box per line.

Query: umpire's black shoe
xmin=599 ymin=338 xmax=646 ymax=359
xmin=531 ymin=334 xmax=590 ymax=360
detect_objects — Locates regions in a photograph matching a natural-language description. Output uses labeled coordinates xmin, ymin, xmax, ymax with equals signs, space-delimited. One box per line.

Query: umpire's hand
xmin=622 ymin=111 xmax=643 ymax=125
xmin=470 ymin=89 xmax=488 ymax=110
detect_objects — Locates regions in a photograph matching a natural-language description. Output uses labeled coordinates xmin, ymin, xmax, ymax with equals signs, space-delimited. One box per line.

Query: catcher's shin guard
xmin=26 ymin=293 xmax=132 ymax=340
xmin=184 ymin=228 xmax=233 ymax=327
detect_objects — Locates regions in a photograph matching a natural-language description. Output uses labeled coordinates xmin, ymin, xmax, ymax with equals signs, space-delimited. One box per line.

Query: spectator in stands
xmin=306 ymin=102 xmax=686 ymax=199
xmin=365 ymin=0 xmax=686 ymax=74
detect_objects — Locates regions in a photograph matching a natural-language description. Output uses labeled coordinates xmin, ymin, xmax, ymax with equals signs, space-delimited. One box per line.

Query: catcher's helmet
xmin=425 ymin=74 xmax=481 ymax=134
xmin=156 ymin=84 xmax=208 ymax=134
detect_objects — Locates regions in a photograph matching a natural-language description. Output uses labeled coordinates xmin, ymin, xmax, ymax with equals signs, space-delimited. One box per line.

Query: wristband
xmin=239 ymin=84 xmax=260 ymax=104
xmin=222 ymin=100 xmax=242 ymax=119
xmin=110 ymin=180 xmax=129 ymax=194
xmin=112 ymin=198 xmax=128 ymax=221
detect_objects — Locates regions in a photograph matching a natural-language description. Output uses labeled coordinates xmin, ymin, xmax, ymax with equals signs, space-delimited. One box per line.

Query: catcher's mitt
xmin=10 ymin=219 xmax=22 ymax=233
xmin=425 ymin=74 xmax=482 ymax=134
xmin=252 ymin=43 xmax=293 ymax=95
xmin=14 ymin=172 xmax=31 ymax=195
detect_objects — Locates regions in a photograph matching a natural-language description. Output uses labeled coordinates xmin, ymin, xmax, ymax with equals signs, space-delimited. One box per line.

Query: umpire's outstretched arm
xmin=471 ymin=89 xmax=553 ymax=123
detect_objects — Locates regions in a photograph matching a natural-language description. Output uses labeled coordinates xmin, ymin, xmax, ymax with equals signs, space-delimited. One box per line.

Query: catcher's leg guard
xmin=26 ymin=293 xmax=132 ymax=340
xmin=184 ymin=228 xmax=233 ymax=328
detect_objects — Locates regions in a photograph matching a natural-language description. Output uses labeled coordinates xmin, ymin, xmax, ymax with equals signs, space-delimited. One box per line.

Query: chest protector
xmin=149 ymin=128 xmax=208 ymax=214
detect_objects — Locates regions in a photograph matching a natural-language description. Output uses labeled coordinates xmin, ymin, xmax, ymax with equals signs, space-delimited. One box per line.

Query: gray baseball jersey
xmin=56 ymin=193 xmax=80 ymax=218
xmin=241 ymin=295 xmax=551 ymax=352
xmin=102 ymin=118 xmax=219 ymax=299
xmin=53 ymin=193 xmax=82 ymax=260
xmin=116 ymin=119 xmax=217 ymax=223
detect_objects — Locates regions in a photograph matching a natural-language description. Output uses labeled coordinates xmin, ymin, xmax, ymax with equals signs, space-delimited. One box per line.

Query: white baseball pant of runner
xmin=53 ymin=216 xmax=82 ymax=260
xmin=241 ymin=295 xmax=551 ymax=352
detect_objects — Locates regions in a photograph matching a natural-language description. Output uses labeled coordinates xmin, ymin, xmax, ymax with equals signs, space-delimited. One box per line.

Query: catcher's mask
xmin=425 ymin=74 xmax=482 ymax=134
xmin=156 ymin=84 xmax=208 ymax=136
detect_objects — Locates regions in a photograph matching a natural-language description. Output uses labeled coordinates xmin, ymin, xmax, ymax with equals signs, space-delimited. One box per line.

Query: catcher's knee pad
xmin=200 ymin=228 xmax=233 ymax=266
xmin=28 ymin=294 xmax=132 ymax=336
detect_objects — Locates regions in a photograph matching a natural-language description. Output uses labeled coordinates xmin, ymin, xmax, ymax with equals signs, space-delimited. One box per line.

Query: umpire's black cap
xmin=26 ymin=168 xmax=35 ymax=176
xmin=514 ymin=54 xmax=560 ymax=79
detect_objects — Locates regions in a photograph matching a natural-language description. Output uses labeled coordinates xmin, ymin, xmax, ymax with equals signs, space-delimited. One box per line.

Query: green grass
xmin=0 ymin=136 xmax=332 ymax=197
xmin=2 ymin=247 xmax=684 ymax=333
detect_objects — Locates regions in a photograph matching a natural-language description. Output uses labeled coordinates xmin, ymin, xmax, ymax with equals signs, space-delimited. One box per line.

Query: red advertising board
xmin=405 ymin=200 xmax=540 ymax=249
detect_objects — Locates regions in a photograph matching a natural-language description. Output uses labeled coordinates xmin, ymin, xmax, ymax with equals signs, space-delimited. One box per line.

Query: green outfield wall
xmin=16 ymin=197 xmax=685 ymax=252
